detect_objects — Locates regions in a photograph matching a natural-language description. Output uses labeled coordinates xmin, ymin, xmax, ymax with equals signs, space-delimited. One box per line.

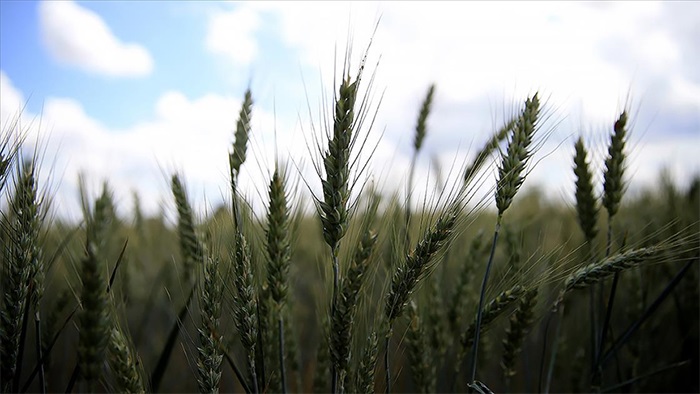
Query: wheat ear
xmin=231 ymin=230 xmax=258 ymax=393
xmin=461 ymin=285 xmax=526 ymax=351
xmin=406 ymin=301 xmax=436 ymax=393
xmin=501 ymin=287 xmax=539 ymax=380
xmin=470 ymin=93 xmax=540 ymax=384
xmin=594 ymin=111 xmax=629 ymax=389
xmin=265 ymin=166 xmax=292 ymax=393
xmin=1 ymin=159 xmax=42 ymax=392
xmin=573 ymin=135 xmax=600 ymax=370
xmin=574 ymin=136 xmax=599 ymax=244
xmin=355 ymin=331 xmax=379 ymax=394
xmin=448 ymin=232 xmax=485 ymax=334
xmin=565 ymin=246 xmax=657 ymax=294
xmin=602 ymin=111 xmax=627 ymax=223
xmin=171 ymin=174 xmax=205 ymax=283
xmin=108 ymin=326 xmax=145 ymax=393
xmin=331 ymin=227 xmax=378 ymax=393
xmin=384 ymin=204 xmax=459 ymax=393
xmin=78 ymin=187 xmax=113 ymax=389
xmin=406 ymin=84 xmax=436 ymax=246
xmin=196 ymin=255 xmax=224 ymax=394
xmin=320 ymin=62 xmax=365 ymax=393
xmin=230 ymin=89 xmax=253 ymax=178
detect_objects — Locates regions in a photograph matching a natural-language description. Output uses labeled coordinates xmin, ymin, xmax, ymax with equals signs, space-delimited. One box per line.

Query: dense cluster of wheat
xmin=0 ymin=41 xmax=698 ymax=394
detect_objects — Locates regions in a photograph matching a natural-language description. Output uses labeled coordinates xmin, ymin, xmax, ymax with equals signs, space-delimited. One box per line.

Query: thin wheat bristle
xmin=495 ymin=93 xmax=540 ymax=216
xmin=385 ymin=205 xmax=459 ymax=324
xmin=573 ymin=136 xmax=599 ymax=243
xmin=108 ymin=326 xmax=145 ymax=394
xmin=171 ymin=174 xmax=205 ymax=283
xmin=196 ymin=255 xmax=224 ymax=394
xmin=501 ymin=287 xmax=538 ymax=378
xmin=229 ymin=89 xmax=254 ymax=178
xmin=414 ymin=84 xmax=436 ymax=153
xmin=0 ymin=128 xmax=22 ymax=193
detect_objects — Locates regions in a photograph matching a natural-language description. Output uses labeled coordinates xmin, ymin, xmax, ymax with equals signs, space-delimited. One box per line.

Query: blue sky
xmin=1 ymin=1 xmax=698 ymax=221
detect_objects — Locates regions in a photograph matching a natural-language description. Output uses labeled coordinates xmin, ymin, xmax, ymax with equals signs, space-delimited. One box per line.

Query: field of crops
xmin=1 ymin=44 xmax=698 ymax=394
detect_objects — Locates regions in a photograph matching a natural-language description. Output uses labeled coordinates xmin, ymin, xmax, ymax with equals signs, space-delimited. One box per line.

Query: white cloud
xmin=2 ymin=71 xmax=308 ymax=221
xmin=206 ymin=5 xmax=261 ymax=65
xmin=6 ymin=2 xmax=700 ymax=220
xmin=38 ymin=0 xmax=154 ymax=77
xmin=0 ymin=71 xmax=26 ymax=128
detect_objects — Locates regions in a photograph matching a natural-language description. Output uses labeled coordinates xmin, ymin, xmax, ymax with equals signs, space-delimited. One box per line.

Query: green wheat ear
xmin=573 ymin=136 xmax=598 ymax=244
xmin=501 ymin=287 xmax=538 ymax=379
xmin=78 ymin=187 xmax=114 ymax=389
xmin=230 ymin=89 xmax=254 ymax=178
xmin=319 ymin=72 xmax=359 ymax=254
xmin=1 ymin=159 xmax=42 ymax=391
xmin=108 ymin=326 xmax=146 ymax=394
xmin=414 ymin=84 xmax=435 ymax=152
xmin=603 ymin=111 xmax=628 ymax=219
xmin=495 ymin=93 xmax=540 ymax=216
xmin=196 ymin=255 xmax=224 ymax=394
xmin=171 ymin=174 xmax=205 ymax=283
xmin=266 ymin=166 xmax=292 ymax=311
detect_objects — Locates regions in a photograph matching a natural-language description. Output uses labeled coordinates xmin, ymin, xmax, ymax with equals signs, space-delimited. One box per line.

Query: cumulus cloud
xmin=1 ymin=71 xmax=306 ymax=220
xmin=38 ymin=0 xmax=154 ymax=77
xmin=242 ymin=2 xmax=700 ymax=203
xmin=206 ymin=5 xmax=261 ymax=65
xmin=0 ymin=71 xmax=26 ymax=128
xmin=6 ymin=2 xmax=700 ymax=220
